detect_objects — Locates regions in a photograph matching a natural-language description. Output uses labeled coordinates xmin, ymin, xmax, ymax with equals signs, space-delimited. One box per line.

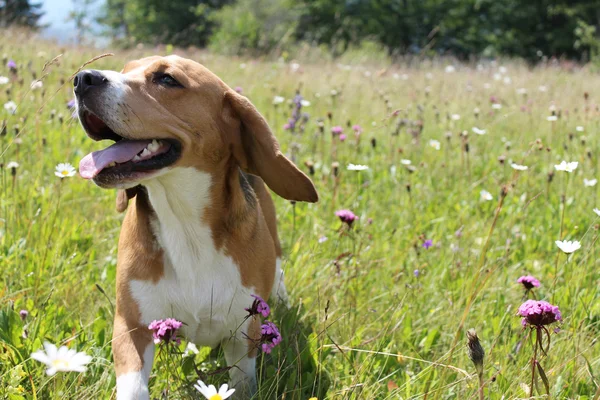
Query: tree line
xmin=3 ymin=0 xmax=600 ymax=61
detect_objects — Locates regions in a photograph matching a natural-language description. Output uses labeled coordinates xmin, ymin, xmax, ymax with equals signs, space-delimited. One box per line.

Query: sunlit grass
xmin=2 ymin=29 xmax=600 ymax=399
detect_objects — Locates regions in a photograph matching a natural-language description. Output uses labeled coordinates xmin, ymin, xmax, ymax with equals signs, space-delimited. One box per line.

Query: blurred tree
xmin=0 ymin=0 xmax=43 ymax=29
xmin=68 ymin=0 xmax=96 ymax=45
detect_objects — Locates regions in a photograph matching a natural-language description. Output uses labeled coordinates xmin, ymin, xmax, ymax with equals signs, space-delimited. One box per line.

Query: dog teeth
xmin=107 ymin=162 xmax=116 ymax=167
xmin=132 ymin=155 xmax=141 ymax=161
xmin=148 ymin=139 xmax=160 ymax=152
xmin=140 ymin=148 xmax=151 ymax=157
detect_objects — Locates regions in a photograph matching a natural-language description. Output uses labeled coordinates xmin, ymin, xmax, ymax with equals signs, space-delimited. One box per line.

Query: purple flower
xmin=7 ymin=60 xmax=16 ymax=70
xmin=335 ymin=209 xmax=358 ymax=227
xmin=235 ymin=86 xmax=243 ymax=94
xmin=422 ymin=239 xmax=433 ymax=249
xmin=413 ymin=269 xmax=420 ymax=277
xmin=517 ymin=275 xmax=540 ymax=290
xmin=67 ymin=99 xmax=76 ymax=109
xmin=260 ymin=321 xmax=282 ymax=354
xmin=245 ymin=294 xmax=270 ymax=318
xmin=339 ymin=134 xmax=347 ymax=142
xmin=148 ymin=318 xmax=183 ymax=344
xmin=352 ymin=124 xmax=362 ymax=133
xmin=19 ymin=309 xmax=28 ymax=321
xmin=318 ymin=236 xmax=328 ymax=243
xmin=331 ymin=126 xmax=343 ymax=136
xmin=518 ymin=300 xmax=562 ymax=327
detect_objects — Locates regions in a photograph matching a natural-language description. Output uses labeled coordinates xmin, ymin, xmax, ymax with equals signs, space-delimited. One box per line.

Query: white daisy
xmin=584 ymin=178 xmax=597 ymax=187
xmin=272 ymin=96 xmax=284 ymax=105
xmin=4 ymin=100 xmax=17 ymax=114
xmin=0 ymin=76 xmax=9 ymax=85
xmin=300 ymin=100 xmax=311 ymax=107
xmin=184 ymin=342 xmax=199 ymax=356
xmin=7 ymin=161 xmax=19 ymax=169
xmin=480 ymin=190 xmax=493 ymax=201
xmin=194 ymin=380 xmax=235 ymax=400
xmin=400 ymin=159 xmax=411 ymax=165
xmin=472 ymin=127 xmax=487 ymax=135
xmin=429 ymin=139 xmax=441 ymax=150
xmin=347 ymin=163 xmax=369 ymax=171
xmin=330 ymin=89 xmax=338 ymax=96
xmin=511 ymin=163 xmax=528 ymax=171
xmin=451 ymin=114 xmax=461 ymax=121
xmin=555 ymin=240 xmax=581 ymax=254
xmin=554 ymin=161 xmax=578 ymax=173
xmin=54 ymin=163 xmax=76 ymax=178
xmin=30 ymin=342 xmax=92 ymax=376
xmin=594 ymin=208 xmax=600 ymax=217
xmin=492 ymin=103 xmax=502 ymax=110
xmin=30 ymin=80 xmax=43 ymax=90
xmin=576 ymin=126 xmax=584 ymax=132
xmin=547 ymin=115 xmax=558 ymax=122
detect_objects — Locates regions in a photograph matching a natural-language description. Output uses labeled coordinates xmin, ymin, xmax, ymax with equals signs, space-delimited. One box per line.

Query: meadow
xmin=2 ymin=29 xmax=600 ymax=399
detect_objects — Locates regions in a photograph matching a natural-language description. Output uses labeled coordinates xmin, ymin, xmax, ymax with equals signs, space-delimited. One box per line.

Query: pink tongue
xmin=79 ymin=140 xmax=152 ymax=179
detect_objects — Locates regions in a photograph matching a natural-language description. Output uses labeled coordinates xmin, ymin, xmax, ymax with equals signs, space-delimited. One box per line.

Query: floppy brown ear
xmin=224 ymin=90 xmax=318 ymax=203
xmin=115 ymin=187 xmax=139 ymax=213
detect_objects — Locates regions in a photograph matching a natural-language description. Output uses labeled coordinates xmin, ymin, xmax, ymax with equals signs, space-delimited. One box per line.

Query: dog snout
xmin=74 ymin=70 xmax=108 ymax=96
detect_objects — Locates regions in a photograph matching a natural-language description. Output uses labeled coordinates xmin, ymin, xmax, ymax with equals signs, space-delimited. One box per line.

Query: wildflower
xmin=445 ymin=65 xmax=456 ymax=73
xmin=466 ymin=329 xmax=484 ymax=375
xmin=339 ymin=133 xmax=347 ymax=142
xmin=0 ymin=76 xmax=8 ymax=84
xmin=594 ymin=208 xmax=600 ymax=217
xmin=555 ymin=240 xmax=581 ymax=254
xmin=7 ymin=60 xmax=16 ymax=70
xmin=184 ymin=342 xmax=199 ymax=356
xmin=584 ymin=178 xmax=597 ymax=187
xmin=19 ymin=310 xmax=28 ymax=320
xmin=352 ymin=124 xmax=362 ymax=134
xmin=400 ymin=159 xmax=411 ymax=165
xmin=148 ymin=318 xmax=183 ymax=344
xmin=510 ymin=163 xmax=528 ymax=171
xmin=66 ymin=99 xmax=76 ymax=109
xmin=347 ymin=163 xmax=369 ymax=171
xmin=451 ymin=114 xmax=460 ymax=121
xmin=517 ymin=275 xmax=540 ymax=290
xmin=30 ymin=80 xmax=42 ymax=90
xmin=260 ymin=321 xmax=282 ymax=353
xmin=301 ymin=100 xmax=311 ymax=107
xmin=518 ymin=300 xmax=561 ymax=327
xmin=234 ymin=86 xmax=243 ymax=94
xmin=554 ymin=161 xmax=578 ymax=173
xmin=517 ymin=88 xmax=527 ymax=95
xmin=54 ymin=163 xmax=76 ymax=178
xmin=7 ymin=161 xmax=19 ymax=169
xmin=30 ymin=342 xmax=92 ymax=376
xmin=272 ymin=96 xmax=284 ymax=105
xmin=422 ymin=239 xmax=433 ymax=249
xmin=4 ymin=100 xmax=17 ymax=114
xmin=331 ymin=126 xmax=343 ymax=135
xmin=413 ymin=269 xmax=420 ymax=277
xmin=539 ymin=85 xmax=548 ymax=92
xmin=318 ymin=236 xmax=328 ymax=243
xmin=576 ymin=126 xmax=584 ymax=132
xmin=503 ymin=76 xmax=511 ymax=85
xmin=547 ymin=115 xmax=558 ymax=122
xmin=245 ymin=294 xmax=270 ymax=318
xmin=472 ymin=127 xmax=486 ymax=135
xmin=429 ymin=139 xmax=441 ymax=150
xmin=194 ymin=380 xmax=235 ymax=400
xmin=330 ymin=89 xmax=338 ymax=96
xmin=335 ymin=209 xmax=358 ymax=227
xmin=480 ymin=190 xmax=493 ymax=201
xmin=492 ymin=103 xmax=502 ymax=110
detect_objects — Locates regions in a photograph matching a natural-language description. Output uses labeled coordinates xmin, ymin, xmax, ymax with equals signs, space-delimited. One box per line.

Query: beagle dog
xmin=73 ymin=55 xmax=318 ymax=399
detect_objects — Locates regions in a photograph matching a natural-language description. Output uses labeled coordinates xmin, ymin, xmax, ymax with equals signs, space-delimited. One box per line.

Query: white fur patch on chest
xmin=130 ymin=168 xmax=253 ymax=346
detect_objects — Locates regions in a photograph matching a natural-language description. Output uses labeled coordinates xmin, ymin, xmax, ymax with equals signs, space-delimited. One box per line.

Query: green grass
xmin=2 ymin=29 xmax=600 ymax=399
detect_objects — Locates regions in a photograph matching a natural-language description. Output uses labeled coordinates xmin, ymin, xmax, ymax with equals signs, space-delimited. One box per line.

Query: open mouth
xmin=78 ymin=110 xmax=181 ymax=185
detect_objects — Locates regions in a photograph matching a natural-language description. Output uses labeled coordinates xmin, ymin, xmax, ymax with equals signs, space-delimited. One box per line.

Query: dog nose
xmin=74 ymin=70 xmax=108 ymax=95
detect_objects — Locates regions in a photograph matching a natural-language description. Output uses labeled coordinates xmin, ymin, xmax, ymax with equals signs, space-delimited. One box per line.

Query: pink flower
xmin=518 ymin=300 xmax=562 ymax=327
xmin=335 ymin=209 xmax=358 ymax=227
xmin=352 ymin=124 xmax=362 ymax=133
xmin=148 ymin=318 xmax=183 ymax=344
xmin=234 ymin=86 xmax=243 ymax=94
xmin=245 ymin=294 xmax=270 ymax=318
xmin=517 ymin=275 xmax=540 ymax=290
xmin=331 ymin=126 xmax=343 ymax=136
xmin=339 ymin=134 xmax=347 ymax=142
xmin=260 ymin=321 xmax=281 ymax=354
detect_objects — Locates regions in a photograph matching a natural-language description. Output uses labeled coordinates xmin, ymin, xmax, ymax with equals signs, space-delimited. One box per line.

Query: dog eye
xmin=154 ymin=73 xmax=181 ymax=87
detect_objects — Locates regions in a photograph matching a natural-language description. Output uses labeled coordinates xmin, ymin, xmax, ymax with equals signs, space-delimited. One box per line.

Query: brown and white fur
xmin=73 ymin=55 xmax=318 ymax=399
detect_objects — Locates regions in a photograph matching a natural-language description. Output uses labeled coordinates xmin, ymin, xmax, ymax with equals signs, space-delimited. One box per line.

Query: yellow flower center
xmin=209 ymin=395 xmax=223 ymax=400
xmin=61 ymin=170 xmax=69 ymax=175
xmin=51 ymin=359 xmax=70 ymax=369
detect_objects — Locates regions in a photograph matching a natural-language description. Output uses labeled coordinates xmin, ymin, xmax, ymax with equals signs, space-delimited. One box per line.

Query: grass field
xmin=2 ymin=29 xmax=600 ymax=399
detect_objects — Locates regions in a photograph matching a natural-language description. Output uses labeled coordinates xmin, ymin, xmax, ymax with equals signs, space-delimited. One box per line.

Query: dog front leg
xmin=113 ymin=313 xmax=155 ymax=400
xmin=223 ymin=316 xmax=259 ymax=398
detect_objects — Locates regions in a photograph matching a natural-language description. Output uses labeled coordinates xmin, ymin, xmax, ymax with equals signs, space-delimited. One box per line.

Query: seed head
xmin=466 ymin=329 xmax=485 ymax=375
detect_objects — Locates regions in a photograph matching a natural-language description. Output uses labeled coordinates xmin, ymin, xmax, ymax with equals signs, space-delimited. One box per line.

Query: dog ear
xmin=223 ymin=90 xmax=318 ymax=203
xmin=115 ymin=187 xmax=139 ymax=213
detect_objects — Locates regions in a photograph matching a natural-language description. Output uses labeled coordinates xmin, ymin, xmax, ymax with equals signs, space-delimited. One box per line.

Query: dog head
xmin=74 ymin=55 xmax=317 ymax=206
